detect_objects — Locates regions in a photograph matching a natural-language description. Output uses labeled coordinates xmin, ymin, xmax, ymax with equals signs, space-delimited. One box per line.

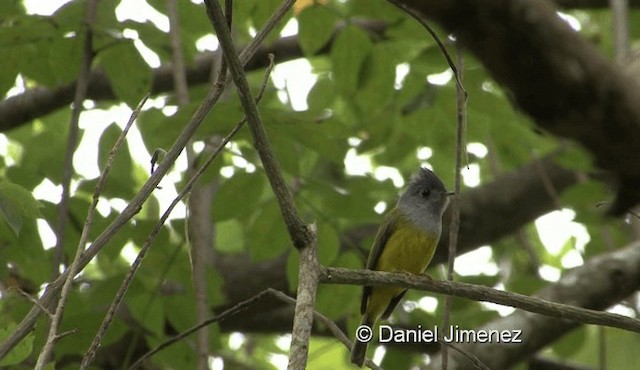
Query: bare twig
xmin=165 ymin=0 xmax=213 ymax=368
xmin=387 ymin=0 xmax=466 ymax=97
xmin=288 ymin=233 xmax=319 ymax=369
xmin=442 ymin=43 xmax=467 ymax=370
xmin=35 ymin=1 xmax=99 ymax=367
xmin=56 ymin=93 xmax=144 ymax=368
xmin=319 ymin=266 xmax=640 ymax=333
xmin=442 ymin=341 xmax=490 ymax=370
xmin=610 ymin=0 xmax=630 ymax=62
xmin=598 ymin=326 xmax=606 ymax=370
xmin=129 ymin=289 xmax=273 ymax=369
xmin=51 ymin=0 xmax=99 ymax=279
xmin=12 ymin=288 xmax=53 ymax=318
xmin=167 ymin=0 xmax=190 ymax=106
xmin=39 ymin=94 xmax=149 ymax=367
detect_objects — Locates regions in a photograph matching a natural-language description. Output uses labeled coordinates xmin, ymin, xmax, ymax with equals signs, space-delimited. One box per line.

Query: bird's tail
xmin=350 ymin=316 xmax=373 ymax=367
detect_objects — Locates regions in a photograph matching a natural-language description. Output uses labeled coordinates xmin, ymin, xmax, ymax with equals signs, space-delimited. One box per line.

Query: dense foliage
xmin=1 ymin=0 xmax=639 ymax=369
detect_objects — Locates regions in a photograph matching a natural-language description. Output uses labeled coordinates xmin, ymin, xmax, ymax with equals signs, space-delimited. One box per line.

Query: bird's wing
xmin=365 ymin=211 xmax=397 ymax=270
xmin=360 ymin=212 xmax=397 ymax=314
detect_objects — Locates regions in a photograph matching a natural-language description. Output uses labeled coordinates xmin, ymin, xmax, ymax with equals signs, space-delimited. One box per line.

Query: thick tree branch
xmin=391 ymin=0 xmax=640 ymax=215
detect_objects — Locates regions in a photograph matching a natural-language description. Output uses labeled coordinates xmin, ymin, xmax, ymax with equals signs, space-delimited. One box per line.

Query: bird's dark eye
xmin=420 ymin=189 xmax=431 ymax=198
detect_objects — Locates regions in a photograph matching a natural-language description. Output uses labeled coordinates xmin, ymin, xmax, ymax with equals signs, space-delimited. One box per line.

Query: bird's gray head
xmin=397 ymin=168 xmax=452 ymax=232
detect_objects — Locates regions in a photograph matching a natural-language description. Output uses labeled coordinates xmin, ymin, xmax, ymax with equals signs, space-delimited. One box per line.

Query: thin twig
xmin=598 ymin=326 xmax=606 ymax=370
xmin=35 ymin=1 xmax=99 ymax=367
xmin=81 ymin=56 xmax=276 ymax=369
xmin=319 ymin=266 xmax=640 ymax=333
xmin=532 ymin=152 xmax=563 ymax=209
xmin=66 ymin=93 xmax=147 ymax=368
xmin=610 ymin=0 xmax=630 ymax=62
xmin=51 ymin=1 xmax=99 ymax=281
xmin=0 ymin=0 xmax=292 ymax=357
xmin=129 ymin=289 xmax=274 ymax=369
xmin=203 ymin=1 xmax=309 ymax=245
xmin=165 ymin=0 xmax=213 ymax=368
xmin=39 ymin=91 xmax=148 ymax=367
xmin=442 ymin=43 xmax=467 ymax=370
xmin=441 ymin=341 xmax=490 ymax=370
xmin=167 ymin=0 xmax=190 ymax=106
xmin=387 ymin=0 xmax=466 ymax=97
xmin=12 ymin=288 xmax=53 ymax=318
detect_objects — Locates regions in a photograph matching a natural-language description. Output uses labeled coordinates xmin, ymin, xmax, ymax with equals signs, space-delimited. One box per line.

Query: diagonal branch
xmin=202 ymin=1 xmax=318 ymax=368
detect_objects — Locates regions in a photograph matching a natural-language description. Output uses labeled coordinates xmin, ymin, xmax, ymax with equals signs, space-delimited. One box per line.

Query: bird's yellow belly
xmin=366 ymin=224 xmax=440 ymax=320
xmin=375 ymin=225 xmax=439 ymax=274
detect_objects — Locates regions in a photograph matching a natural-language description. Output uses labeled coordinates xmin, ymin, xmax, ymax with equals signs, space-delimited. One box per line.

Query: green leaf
xmin=265 ymin=110 xmax=348 ymax=165
xmin=128 ymin=291 xmax=165 ymax=336
xmin=307 ymin=337 xmax=352 ymax=368
xmin=268 ymin=126 xmax=301 ymax=176
xmin=252 ymin=0 xmax=288 ymax=43
xmin=0 ymin=323 xmax=34 ymax=366
xmin=247 ymin=199 xmax=290 ymax=261
xmin=0 ymin=180 xmax=41 ymax=236
xmin=7 ymin=110 xmax=69 ymax=187
xmin=214 ymin=219 xmax=245 ymax=254
xmin=297 ymin=5 xmax=338 ymax=56
xmin=330 ymin=25 xmax=372 ymax=96
xmin=380 ymin=346 xmax=414 ymax=368
xmin=552 ymin=326 xmax=587 ymax=358
xmin=314 ymin=251 xmax=360 ymax=318
xmin=98 ymin=124 xmax=136 ymax=199
xmin=317 ymin=222 xmax=340 ymax=266
xmin=164 ymin=291 xmax=197 ymax=332
xmin=47 ymin=37 xmax=82 ymax=85
xmin=307 ymin=75 xmax=336 ymax=112
xmin=211 ymin=172 xmax=267 ymax=221
xmin=356 ymin=43 xmax=397 ymax=113
xmin=350 ymin=0 xmax=404 ymax=22
xmin=0 ymin=0 xmax=23 ymax=17
xmin=555 ymin=145 xmax=593 ymax=171
xmin=99 ymin=41 xmax=151 ymax=107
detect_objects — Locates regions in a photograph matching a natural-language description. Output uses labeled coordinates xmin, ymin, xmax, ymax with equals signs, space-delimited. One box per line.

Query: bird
xmin=350 ymin=168 xmax=452 ymax=367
